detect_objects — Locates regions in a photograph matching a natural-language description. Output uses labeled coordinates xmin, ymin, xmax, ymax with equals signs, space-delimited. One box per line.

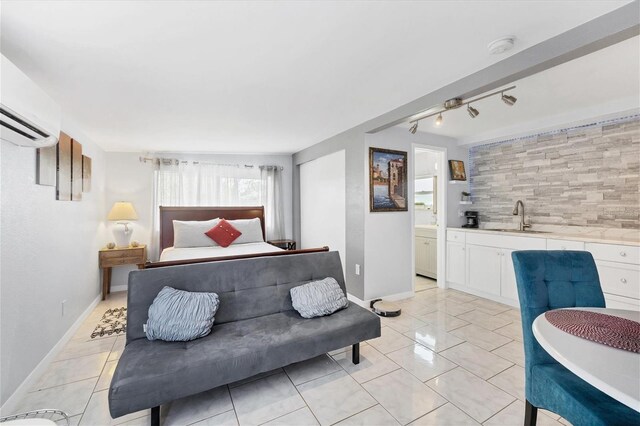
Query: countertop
xmin=448 ymin=226 xmax=640 ymax=247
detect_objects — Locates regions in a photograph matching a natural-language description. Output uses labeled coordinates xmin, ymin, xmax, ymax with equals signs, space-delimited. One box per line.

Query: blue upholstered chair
xmin=511 ymin=250 xmax=640 ymax=426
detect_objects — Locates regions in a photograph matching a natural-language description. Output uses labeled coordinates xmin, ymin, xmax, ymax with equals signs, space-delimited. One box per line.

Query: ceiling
xmin=406 ymin=36 xmax=640 ymax=144
xmin=0 ymin=1 xmax=632 ymax=153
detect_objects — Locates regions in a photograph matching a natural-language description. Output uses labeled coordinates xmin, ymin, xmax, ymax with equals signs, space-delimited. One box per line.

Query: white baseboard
xmin=347 ymin=290 xmax=415 ymax=308
xmin=0 ymin=294 xmax=101 ymax=416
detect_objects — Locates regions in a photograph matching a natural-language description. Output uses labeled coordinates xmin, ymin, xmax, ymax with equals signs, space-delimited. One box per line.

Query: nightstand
xmin=99 ymin=245 xmax=147 ymax=300
xmin=267 ymin=239 xmax=296 ymax=251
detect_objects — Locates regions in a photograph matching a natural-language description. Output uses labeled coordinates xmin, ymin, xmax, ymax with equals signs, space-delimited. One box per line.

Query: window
xmin=415 ymin=177 xmax=434 ymax=208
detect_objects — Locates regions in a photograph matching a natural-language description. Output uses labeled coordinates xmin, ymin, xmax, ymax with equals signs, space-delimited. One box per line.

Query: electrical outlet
xmin=458 ymin=209 xmax=465 ymax=217
xmin=61 ymin=300 xmax=67 ymax=317
xmin=355 ymin=264 xmax=361 ymax=275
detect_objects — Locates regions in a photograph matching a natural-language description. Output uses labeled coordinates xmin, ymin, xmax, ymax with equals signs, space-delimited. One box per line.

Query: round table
xmin=533 ymin=308 xmax=640 ymax=412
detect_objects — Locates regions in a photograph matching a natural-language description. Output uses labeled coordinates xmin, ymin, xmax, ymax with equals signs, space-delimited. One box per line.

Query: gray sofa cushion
xmin=109 ymin=304 xmax=379 ymax=417
xmin=145 ymin=286 xmax=220 ymax=342
xmin=290 ymin=277 xmax=348 ymax=318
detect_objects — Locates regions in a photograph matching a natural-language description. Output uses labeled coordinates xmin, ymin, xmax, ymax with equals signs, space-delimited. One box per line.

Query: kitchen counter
xmin=448 ymin=227 xmax=640 ymax=247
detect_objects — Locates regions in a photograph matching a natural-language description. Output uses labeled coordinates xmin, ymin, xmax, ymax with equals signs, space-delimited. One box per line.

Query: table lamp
xmin=108 ymin=201 xmax=138 ymax=247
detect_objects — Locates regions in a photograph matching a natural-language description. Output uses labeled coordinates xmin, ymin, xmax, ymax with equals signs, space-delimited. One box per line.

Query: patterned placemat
xmin=545 ymin=309 xmax=640 ymax=353
xmin=91 ymin=307 xmax=127 ymax=339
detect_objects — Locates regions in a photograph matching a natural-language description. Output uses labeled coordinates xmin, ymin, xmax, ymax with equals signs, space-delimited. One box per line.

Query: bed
xmin=146 ymin=206 xmax=328 ymax=268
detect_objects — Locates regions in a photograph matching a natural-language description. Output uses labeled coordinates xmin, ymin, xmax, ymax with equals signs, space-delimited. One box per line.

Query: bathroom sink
xmin=484 ymin=229 xmax=550 ymax=234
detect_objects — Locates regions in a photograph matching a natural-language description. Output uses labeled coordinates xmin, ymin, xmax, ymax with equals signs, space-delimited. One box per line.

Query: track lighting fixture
xmin=501 ymin=93 xmax=517 ymax=106
xmin=407 ymin=85 xmax=517 ymax=133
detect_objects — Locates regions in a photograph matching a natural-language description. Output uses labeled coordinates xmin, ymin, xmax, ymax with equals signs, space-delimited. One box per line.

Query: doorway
xmin=412 ymin=145 xmax=447 ymax=292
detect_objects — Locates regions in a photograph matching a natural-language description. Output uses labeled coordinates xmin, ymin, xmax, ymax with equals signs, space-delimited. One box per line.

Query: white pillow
xmin=173 ymin=218 xmax=220 ymax=248
xmin=227 ymin=218 xmax=264 ymax=244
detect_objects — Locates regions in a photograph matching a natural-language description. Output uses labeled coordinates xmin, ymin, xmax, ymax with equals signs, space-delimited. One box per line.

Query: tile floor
xmin=10 ymin=287 xmax=572 ymax=426
xmin=414 ymin=276 xmax=437 ymax=293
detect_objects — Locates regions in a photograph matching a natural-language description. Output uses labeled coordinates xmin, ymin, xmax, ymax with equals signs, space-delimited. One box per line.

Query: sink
xmin=484 ymin=229 xmax=550 ymax=234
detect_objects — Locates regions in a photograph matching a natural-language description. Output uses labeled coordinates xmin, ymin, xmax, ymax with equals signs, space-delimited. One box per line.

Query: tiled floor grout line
xmin=226 ymin=383 xmax=242 ymax=426
xmin=279 ymin=367 xmax=322 ymax=426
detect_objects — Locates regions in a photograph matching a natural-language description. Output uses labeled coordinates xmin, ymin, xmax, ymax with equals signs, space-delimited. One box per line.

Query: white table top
xmin=533 ymin=308 xmax=640 ymax=412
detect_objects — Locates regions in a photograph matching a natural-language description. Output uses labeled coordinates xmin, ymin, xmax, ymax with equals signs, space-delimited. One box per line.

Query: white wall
xmin=0 ymin=119 xmax=106 ymax=407
xmin=363 ymin=128 xmax=467 ymax=300
xmin=105 ymin=152 xmax=294 ymax=288
xmin=300 ymin=150 xmax=346 ymax=273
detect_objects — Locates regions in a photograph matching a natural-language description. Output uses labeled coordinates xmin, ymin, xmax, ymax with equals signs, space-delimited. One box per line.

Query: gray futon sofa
xmin=108 ymin=251 xmax=381 ymax=425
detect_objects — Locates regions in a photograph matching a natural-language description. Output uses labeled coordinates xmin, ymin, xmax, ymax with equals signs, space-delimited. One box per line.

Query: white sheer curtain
xmin=260 ymin=165 xmax=284 ymax=241
xmin=151 ymin=160 xmax=284 ymax=260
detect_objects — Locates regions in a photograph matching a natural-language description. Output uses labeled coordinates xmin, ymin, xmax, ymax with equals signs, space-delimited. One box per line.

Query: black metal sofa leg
xmin=525 ymin=400 xmax=537 ymax=426
xmin=352 ymin=343 xmax=360 ymax=364
xmin=151 ymin=406 xmax=160 ymax=426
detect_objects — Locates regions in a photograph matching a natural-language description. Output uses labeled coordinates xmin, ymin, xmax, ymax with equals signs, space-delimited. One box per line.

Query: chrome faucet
xmin=512 ymin=200 xmax=531 ymax=231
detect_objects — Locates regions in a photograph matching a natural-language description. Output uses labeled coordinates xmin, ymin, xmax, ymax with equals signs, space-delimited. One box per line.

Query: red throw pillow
xmin=204 ymin=219 xmax=242 ymax=248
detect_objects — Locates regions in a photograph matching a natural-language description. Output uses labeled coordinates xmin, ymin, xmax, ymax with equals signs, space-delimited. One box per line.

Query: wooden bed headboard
xmin=159 ymin=206 xmax=265 ymax=252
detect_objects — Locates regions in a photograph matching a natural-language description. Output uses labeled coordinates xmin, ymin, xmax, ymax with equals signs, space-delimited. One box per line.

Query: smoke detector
xmin=488 ymin=36 xmax=515 ymax=55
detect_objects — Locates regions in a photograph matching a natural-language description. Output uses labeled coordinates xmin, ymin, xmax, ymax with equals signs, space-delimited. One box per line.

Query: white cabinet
xmin=445 ymin=228 xmax=639 ymax=310
xmin=416 ymin=227 xmax=437 ymax=279
xmin=500 ymin=249 xmax=518 ymax=303
xmin=587 ymin=242 xmax=640 ymax=311
xmin=446 ymin=242 xmax=465 ymax=286
xmin=466 ymin=244 xmax=501 ymax=295
xmin=416 ymin=236 xmax=437 ymax=278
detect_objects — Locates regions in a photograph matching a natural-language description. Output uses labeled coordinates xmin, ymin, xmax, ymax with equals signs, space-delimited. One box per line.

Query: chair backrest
xmin=126 ymin=250 xmax=345 ymax=343
xmin=511 ymin=250 xmax=605 ymax=396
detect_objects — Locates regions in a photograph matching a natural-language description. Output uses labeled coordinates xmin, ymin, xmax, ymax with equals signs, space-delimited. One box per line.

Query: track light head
xmin=409 ymin=122 xmax=418 ymax=134
xmin=467 ymin=105 xmax=479 ymax=118
xmin=502 ymin=93 xmax=517 ymax=106
xmin=435 ymin=114 xmax=443 ymax=127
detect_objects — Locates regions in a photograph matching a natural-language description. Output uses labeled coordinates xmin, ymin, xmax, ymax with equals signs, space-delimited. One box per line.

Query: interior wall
xmin=470 ymin=116 xmax=640 ymax=228
xmin=364 ymin=128 xmax=465 ymax=300
xmin=105 ymin=151 xmax=294 ymax=288
xmin=300 ymin=150 xmax=346 ymax=273
xmin=0 ymin=120 xmax=106 ymax=407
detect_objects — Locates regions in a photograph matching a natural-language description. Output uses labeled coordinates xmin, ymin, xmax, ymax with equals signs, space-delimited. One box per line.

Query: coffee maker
xmin=462 ymin=211 xmax=479 ymax=228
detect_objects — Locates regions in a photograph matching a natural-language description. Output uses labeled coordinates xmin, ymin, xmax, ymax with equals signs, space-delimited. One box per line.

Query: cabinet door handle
xmin=620 ymin=251 xmax=627 ymax=257
xmin=620 ymin=278 xmax=627 ymax=284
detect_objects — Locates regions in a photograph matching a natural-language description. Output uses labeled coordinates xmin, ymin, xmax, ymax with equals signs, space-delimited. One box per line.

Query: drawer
xmin=586 ymin=243 xmax=639 ymax=265
xmin=416 ymin=227 xmax=437 ymax=238
xmin=447 ymin=229 xmax=465 ymax=243
xmin=100 ymin=248 xmax=144 ymax=260
xmin=604 ymin=293 xmax=640 ymax=311
xmin=596 ymin=261 xmax=640 ymax=300
xmin=546 ymin=239 xmax=585 ymax=251
xmin=102 ymin=256 xmax=144 ymax=267
xmin=465 ymin=232 xmax=546 ymax=250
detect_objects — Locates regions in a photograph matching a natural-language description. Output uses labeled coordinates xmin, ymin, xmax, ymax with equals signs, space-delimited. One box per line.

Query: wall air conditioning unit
xmin=0 ymin=54 xmax=61 ymax=147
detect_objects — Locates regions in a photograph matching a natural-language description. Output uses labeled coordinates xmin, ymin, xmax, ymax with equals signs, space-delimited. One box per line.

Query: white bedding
xmin=159 ymin=242 xmax=283 ymax=262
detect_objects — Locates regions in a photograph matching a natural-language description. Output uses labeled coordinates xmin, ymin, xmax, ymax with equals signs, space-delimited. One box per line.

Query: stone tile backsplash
xmin=469 ymin=117 xmax=640 ymax=229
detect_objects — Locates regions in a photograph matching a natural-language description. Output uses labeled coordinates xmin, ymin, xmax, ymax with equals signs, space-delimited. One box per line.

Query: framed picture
xmin=369 ymin=147 xmax=408 ymax=212
xmin=71 ymin=138 xmax=83 ymax=201
xmin=56 ymin=132 xmax=72 ymax=201
xmin=448 ymin=160 xmax=467 ymax=181
xmin=36 ymin=145 xmax=57 ymax=186
xmin=82 ymin=155 xmax=92 ymax=192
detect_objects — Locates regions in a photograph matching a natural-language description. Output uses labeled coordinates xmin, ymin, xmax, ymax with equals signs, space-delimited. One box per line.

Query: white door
xmin=446 ymin=242 xmax=466 ymax=285
xmin=500 ymin=249 xmax=519 ymax=305
xmin=467 ymin=244 xmax=501 ymax=296
xmin=300 ymin=150 xmax=346 ymax=272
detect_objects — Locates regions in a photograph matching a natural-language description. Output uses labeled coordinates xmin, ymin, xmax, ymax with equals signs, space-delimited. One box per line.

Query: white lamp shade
xmin=108 ymin=202 xmax=138 ymax=221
